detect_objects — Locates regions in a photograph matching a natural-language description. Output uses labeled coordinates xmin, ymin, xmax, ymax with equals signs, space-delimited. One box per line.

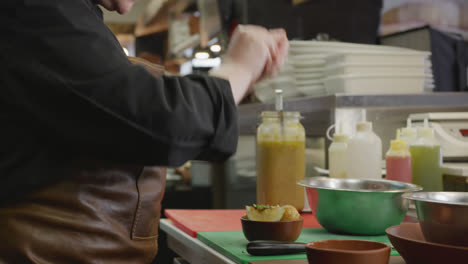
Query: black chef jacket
xmin=0 ymin=0 xmax=238 ymax=204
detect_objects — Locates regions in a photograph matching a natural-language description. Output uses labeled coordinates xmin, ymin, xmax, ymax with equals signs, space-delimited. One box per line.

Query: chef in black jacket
xmin=0 ymin=0 xmax=288 ymax=263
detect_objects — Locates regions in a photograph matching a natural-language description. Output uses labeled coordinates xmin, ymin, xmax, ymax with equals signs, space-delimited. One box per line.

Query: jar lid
xmin=261 ymin=111 xmax=302 ymax=119
xmin=356 ymin=121 xmax=372 ymax=132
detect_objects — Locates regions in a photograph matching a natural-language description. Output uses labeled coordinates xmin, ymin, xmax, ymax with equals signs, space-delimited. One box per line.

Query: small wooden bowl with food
xmin=241 ymin=204 xmax=303 ymax=242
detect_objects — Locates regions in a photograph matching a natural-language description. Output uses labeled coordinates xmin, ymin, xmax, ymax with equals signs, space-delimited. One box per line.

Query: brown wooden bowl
xmin=386 ymin=223 xmax=468 ymax=264
xmin=306 ymin=239 xmax=391 ymax=264
xmin=240 ymin=216 xmax=303 ymax=242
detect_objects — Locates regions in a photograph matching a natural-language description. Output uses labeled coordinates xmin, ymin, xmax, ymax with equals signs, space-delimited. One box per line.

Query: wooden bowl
xmin=240 ymin=216 xmax=303 ymax=242
xmin=386 ymin=223 xmax=468 ymax=264
xmin=306 ymin=239 xmax=391 ymax=264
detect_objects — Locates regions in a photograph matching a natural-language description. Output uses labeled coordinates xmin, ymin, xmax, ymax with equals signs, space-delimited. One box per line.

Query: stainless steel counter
xmin=160 ymin=219 xmax=236 ymax=264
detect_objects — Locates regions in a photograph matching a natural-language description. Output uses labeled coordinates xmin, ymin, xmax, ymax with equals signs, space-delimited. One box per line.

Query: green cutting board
xmin=197 ymin=228 xmax=399 ymax=264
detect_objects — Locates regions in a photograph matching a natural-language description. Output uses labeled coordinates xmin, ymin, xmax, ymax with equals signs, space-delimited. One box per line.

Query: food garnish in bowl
xmin=245 ymin=204 xmax=300 ymax=221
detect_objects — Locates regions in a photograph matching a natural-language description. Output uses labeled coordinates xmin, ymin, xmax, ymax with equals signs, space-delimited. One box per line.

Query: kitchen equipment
xmin=306 ymin=239 xmax=391 ymax=264
xmin=296 ymin=85 xmax=326 ymax=97
xmin=324 ymin=74 xmax=426 ymax=95
xmin=409 ymin=112 xmax=468 ymax=191
xmin=328 ymin=123 xmax=348 ymax=178
xmin=246 ymin=239 xmax=392 ymax=263
xmin=409 ymin=112 xmax=468 ymax=161
xmin=257 ymin=104 xmax=306 ymax=210
xmin=325 ymin=63 xmax=426 ymax=77
xmin=386 ymin=130 xmax=412 ymax=183
xmin=298 ymin=178 xmax=422 ymax=235
xmin=247 ymin=241 xmax=306 ymax=256
xmin=386 ymin=223 xmax=468 ymax=264
xmin=197 ymin=227 xmax=399 ymax=264
xmin=346 ymin=111 xmax=382 ymax=180
xmin=400 ymin=118 xmax=417 ymax=145
xmin=326 ymin=52 xmax=428 ymax=66
xmin=442 ymin=163 xmax=468 ymax=191
xmin=402 ymin=192 xmax=468 ymax=247
xmin=410 ymin=119 xmax=443 ymax=191
xmin=241 ymin=216 xmax=303 ymax=242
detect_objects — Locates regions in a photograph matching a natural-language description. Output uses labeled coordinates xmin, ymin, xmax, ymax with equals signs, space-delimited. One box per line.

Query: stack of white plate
xmin=253 ymin=59 xmax=299 ymax=102
xmin=288 ymin=40 xmax=434 ymax=96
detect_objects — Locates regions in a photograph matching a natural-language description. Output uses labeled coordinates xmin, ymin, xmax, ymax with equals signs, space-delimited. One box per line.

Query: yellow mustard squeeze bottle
xmin=256 ymin=109 xmax=306 ymax=211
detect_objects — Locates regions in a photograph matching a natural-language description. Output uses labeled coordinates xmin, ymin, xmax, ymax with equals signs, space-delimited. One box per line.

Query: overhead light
xmin=210 ymin=44 xmax=221 ymax=53
xmin=123 ymin=47 xmax=129 ymax=56
xmin=194 ymin=51 xmax=210 ymax=59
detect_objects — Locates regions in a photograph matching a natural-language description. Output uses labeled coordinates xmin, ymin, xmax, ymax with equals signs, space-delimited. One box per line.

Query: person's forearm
xmin=209 ymin=63 xmax=254 ymax=104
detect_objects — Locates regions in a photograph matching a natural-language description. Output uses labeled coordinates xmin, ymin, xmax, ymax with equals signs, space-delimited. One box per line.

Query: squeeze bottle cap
xmin=390 ymin=130 xmax=407 ymax=151
xmin=333 ymin=134 xmax=348 ymax=143
xmin=401 ymin=127 xmax=417 ymax=138
xmin=418 ymin=118 xmax=434 ymax=138
xmin=401 ymin=118 xmax=417 ymax=138
xmin=356 ymin=121 xmax=372 ymax=132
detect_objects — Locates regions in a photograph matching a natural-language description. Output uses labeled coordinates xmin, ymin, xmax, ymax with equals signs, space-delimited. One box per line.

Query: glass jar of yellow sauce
xmin=256 ymin=111 xmax=305 ymax=211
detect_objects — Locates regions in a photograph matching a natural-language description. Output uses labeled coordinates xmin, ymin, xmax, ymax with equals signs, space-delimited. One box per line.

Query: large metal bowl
xmin=298 ymin=177 xmax=422 ymax=235
xmin=403 ymin=192 xmax=468 ymax=247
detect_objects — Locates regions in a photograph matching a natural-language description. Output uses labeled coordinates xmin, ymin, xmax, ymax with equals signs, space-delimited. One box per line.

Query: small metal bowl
xmin=403 ymin=192 xmax=468 ymax=247
xmin=298 ymin=177 xmax=422 ymax=235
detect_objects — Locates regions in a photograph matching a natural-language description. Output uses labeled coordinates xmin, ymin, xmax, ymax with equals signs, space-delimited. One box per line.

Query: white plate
xmin=326 ymin=53 xmax=427 ymax=66
xmin=289 ymin=54 xmax=328 ymax=60
xmin=290 ymin=40 xmax=429 ymax=54
xmin=291 ymin=59 xmax=326 ymax=67
xmin=296 ymin=86 xmax=327 ymax=96
xmin=295 ymin=72 xmax=325 ymax=80
xmin=296 ymin=79 xmax=324 ymax=86
xmin=293 ymin=68 xmax=325 ymax=74
xmin=324 ymin=63 xmax=426 ymax=77
xmin=324 ymin=74 xmax=425 ymax=95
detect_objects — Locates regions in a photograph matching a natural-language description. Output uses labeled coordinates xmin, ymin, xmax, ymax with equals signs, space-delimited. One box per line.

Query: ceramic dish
xmin=240 ymin=216 xmax=303 ymax=242
xmin=306 ymin=239 xmax=391 ymax=264
xmin=386 ymin=223 xmax=468 ymax=264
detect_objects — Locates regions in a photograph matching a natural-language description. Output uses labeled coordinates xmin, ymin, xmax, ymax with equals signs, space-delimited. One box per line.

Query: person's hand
xmin=210 ymin=25 xmax=289 ymax=104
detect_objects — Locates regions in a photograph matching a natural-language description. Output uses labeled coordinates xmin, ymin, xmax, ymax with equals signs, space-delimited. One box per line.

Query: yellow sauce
xmin=256 ymin=138 xmax=305 ymax=211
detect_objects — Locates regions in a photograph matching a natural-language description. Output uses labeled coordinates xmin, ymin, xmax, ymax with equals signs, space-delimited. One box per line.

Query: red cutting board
xmin=164 ymin=209 xmax=321 ymax=238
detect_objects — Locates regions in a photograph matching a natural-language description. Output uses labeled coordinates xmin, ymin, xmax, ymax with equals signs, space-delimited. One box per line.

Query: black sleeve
xmin=0 ymin=0 xmax=238 ymax=166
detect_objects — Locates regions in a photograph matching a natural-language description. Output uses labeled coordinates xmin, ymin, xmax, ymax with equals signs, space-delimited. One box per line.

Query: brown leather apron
xmin=0 ymin=59 xmax=167 ymax=264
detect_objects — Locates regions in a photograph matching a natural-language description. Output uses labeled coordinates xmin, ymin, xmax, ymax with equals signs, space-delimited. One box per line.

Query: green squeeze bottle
xmin=410 ymin=118 xmax=443 ymax=191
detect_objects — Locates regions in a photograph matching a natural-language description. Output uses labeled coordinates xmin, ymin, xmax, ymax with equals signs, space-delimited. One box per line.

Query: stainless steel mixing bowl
xmin=403 ymin=192 xmax=468 ymax=247
xmin=298 ymin=177 xmax=422 ymax=235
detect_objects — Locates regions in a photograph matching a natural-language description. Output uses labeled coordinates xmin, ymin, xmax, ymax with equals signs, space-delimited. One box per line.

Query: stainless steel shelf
xmin=238 ymin=93 xmax=468 ymax=136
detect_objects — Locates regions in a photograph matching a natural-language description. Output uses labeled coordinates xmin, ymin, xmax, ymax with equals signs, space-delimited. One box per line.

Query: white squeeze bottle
xmin=328 ymin=123 xmax=348 ymax=178
xmin=346 ymin=111 xmax=382 ymax=179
